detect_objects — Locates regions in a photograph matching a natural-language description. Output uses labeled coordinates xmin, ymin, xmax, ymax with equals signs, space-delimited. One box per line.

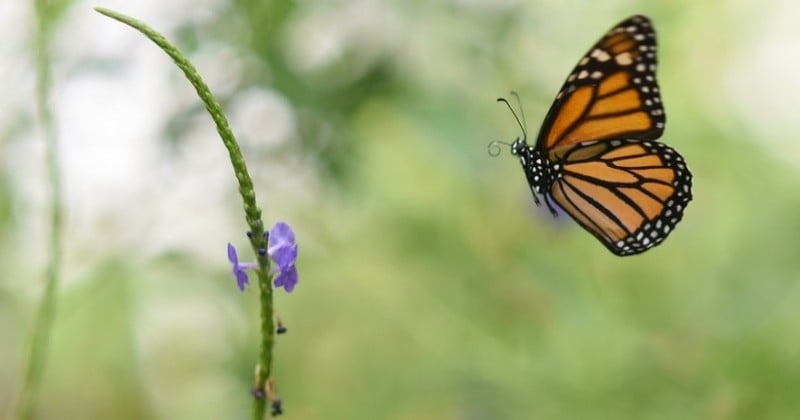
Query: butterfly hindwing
xmin=537 ymin=15 xmax=665 ymax=158
xmin=549 ymin=139 xmax=691 ymax=256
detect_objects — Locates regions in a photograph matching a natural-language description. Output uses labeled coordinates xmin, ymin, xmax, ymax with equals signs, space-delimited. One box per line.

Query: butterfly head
xmin=510 ymin=138 xmax=527 ymax=156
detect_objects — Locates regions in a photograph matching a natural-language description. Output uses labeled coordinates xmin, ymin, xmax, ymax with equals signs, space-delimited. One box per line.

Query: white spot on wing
xmin=615 ymin=52 xmax=633 ymax=65
xmin=591 ymin=48 xmax=611 ymax=62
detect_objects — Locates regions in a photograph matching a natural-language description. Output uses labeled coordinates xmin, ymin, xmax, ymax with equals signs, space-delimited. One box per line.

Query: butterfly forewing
xmin=538 ymin=15 xmax=665 ymax=158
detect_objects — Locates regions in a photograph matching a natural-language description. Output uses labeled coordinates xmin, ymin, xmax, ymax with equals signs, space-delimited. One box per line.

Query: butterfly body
xmin=510 ymin=140 xmax=552 ymax=200
xmin=499 ymin=15 xmax=692 ymax=256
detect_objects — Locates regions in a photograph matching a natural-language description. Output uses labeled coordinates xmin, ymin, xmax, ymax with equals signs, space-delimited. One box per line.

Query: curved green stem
xmin=15 ymin=0 xmax=65 ymax=418
xmin=94 ymin=7 xmax=276 ymax=419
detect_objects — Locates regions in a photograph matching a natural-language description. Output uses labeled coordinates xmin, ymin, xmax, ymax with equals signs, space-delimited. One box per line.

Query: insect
xmin=490 ymin=15 xmax=692 ymax=256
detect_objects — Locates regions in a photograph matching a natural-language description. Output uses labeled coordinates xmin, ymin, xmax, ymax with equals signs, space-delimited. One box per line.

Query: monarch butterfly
xmin=491 ymin=15 xmax=692 ymax=256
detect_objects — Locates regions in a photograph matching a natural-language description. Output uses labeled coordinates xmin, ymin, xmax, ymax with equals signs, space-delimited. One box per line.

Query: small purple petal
xmin=234 ymin=268 xmax=249 ymax=291
xmin=274 ymin=265 xmax=298 ymax=293
xmin=269 ymin=244 xmax=298 ymax=271
xmin=267 ymin=222 xmax=298 ymax=270
xmin=227 ymin=243 xmax=238 ymax=264
xmin=268 ymin=222 xmax=296 ymax=249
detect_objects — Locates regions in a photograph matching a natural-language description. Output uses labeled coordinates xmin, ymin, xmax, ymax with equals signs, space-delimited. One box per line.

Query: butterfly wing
xmin=549 ymin=139 xmax=692 ymax=256
xmin=536 ymin=15 xmax=665 ymax=159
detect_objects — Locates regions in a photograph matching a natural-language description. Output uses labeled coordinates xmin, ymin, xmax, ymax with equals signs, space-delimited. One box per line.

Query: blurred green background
xmin=3 ymin=0 xmax=800 ymax=418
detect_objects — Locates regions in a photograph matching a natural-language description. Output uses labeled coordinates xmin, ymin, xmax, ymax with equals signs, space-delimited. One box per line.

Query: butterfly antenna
xmin=487 ymin=140 xmax=512 ymax=157
xmin=497 ymin=93 xmax=528 ymax=142
xmin=510 ymin=91 xmax=529 ymax=140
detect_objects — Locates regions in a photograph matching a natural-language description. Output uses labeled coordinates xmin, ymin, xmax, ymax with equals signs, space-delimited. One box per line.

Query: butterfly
xmin=491 ymin=15 xmax=692 ymax=256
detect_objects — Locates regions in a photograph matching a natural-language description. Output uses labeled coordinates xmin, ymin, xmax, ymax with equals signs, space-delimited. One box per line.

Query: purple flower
xmin=228 ymin=243 xmax=256 ymax=291
xmin=226 ymin=222 xmax=298 ymax=293
xmin=268 ymin=222 xmax=298 ymax=293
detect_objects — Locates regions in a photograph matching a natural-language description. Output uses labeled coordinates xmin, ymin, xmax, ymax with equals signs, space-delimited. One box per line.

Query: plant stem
xmin=15 ymin=0 xmax=64 ymax=418
xmin=94 ymin=7 xmax=276 ymax=419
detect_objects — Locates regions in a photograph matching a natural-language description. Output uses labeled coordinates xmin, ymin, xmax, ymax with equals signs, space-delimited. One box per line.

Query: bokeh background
xmin=2 ymin=0 xmax=800 ymax=418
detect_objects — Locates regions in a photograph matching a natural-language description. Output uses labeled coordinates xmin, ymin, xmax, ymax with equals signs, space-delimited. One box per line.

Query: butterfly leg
xmin=544 ymin=194 xmax=559 ymax=218
xmin=529 ymin=188 xmax=541 ymax=206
